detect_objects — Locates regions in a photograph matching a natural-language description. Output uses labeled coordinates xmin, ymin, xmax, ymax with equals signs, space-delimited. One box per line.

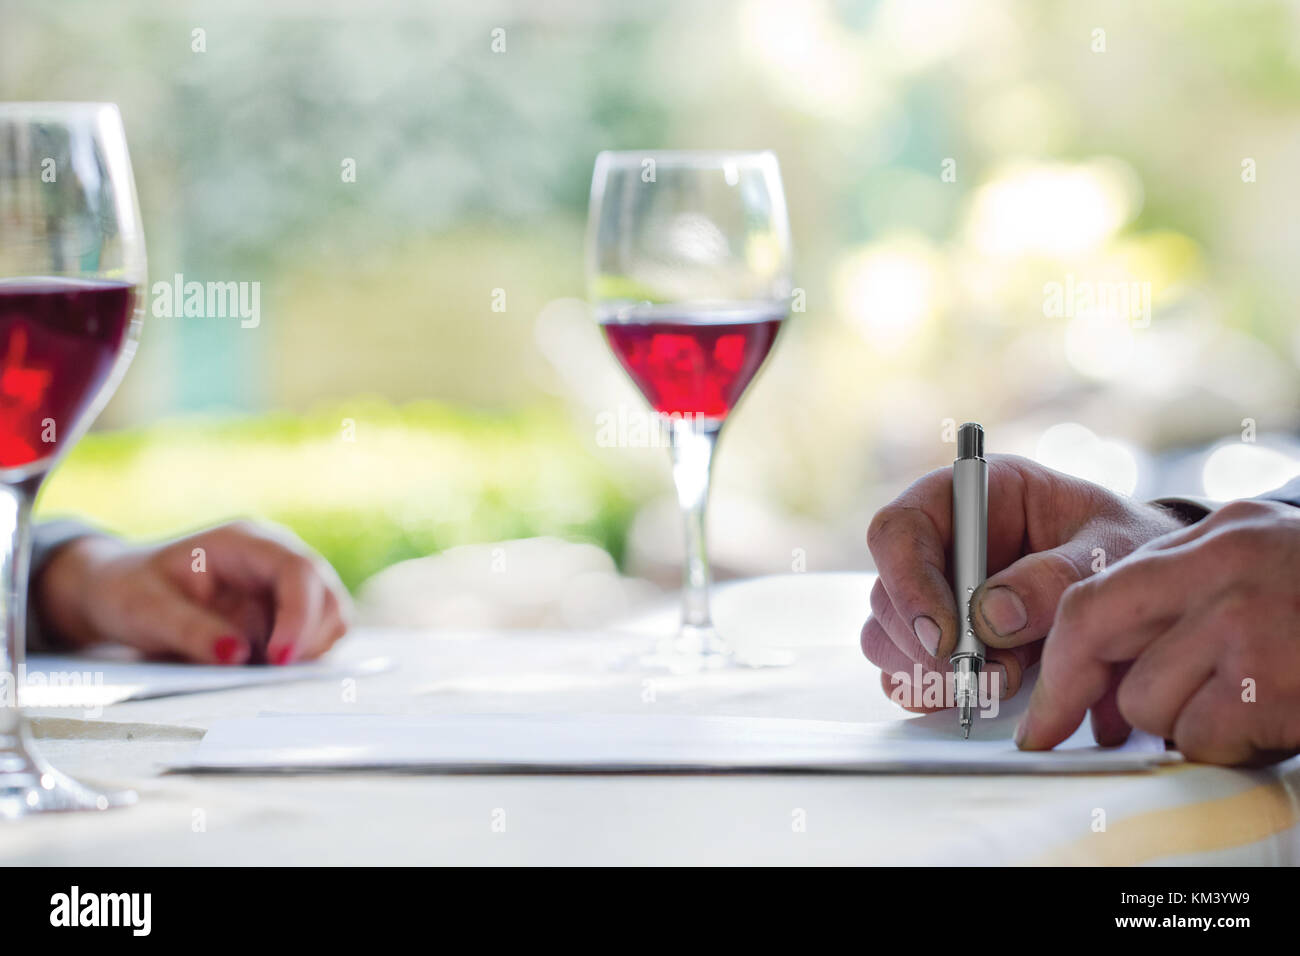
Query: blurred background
xmin=4 ymin=0 xmax=1299 ymax=626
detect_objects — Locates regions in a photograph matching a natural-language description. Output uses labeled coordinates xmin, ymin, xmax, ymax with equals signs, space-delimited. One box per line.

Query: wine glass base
xmin=627 ymin=625 xmax=795 ymax=674
xmin=0 ymin=746 xmax=136 ymax=819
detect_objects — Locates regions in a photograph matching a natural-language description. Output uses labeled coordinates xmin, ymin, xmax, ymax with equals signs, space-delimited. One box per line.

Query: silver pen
xmin=950 ymin=422 xmax=988 ymax=738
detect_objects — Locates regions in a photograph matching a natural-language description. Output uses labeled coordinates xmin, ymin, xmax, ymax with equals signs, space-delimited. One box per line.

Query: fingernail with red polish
xmin=271 ymin=643 xmax=297 ymax=666
xmin=912 ymin=615 xmax=941 ymax=656
xmin=214 ymin=635 xmax=248 ymax=666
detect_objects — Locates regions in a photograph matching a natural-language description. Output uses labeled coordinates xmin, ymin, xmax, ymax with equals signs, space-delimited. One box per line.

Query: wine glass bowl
xmin=587 ymin=151 xmax=792 ymax=671
xmin=587 ymin=150 xmax=791 ymax=312
xmin=0 ymin=103 xmax=145 ymax=817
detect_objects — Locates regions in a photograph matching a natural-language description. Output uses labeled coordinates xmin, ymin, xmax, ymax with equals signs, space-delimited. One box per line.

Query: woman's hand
xmin=36 ymin=521 xmax=351 ymax=665
xmin=1017 ymin=498 xmax=1300 ymax=765
xmin=862 ymin=456 xmax=1190 ymax=711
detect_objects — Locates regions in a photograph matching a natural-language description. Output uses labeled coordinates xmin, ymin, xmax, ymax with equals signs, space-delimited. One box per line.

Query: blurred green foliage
xmin=37 ymin=402 xmax=642 ymax=591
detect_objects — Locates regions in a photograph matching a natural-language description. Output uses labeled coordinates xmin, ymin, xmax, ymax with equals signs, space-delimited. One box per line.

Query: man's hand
xmin=1017 ymin=499 xmax=1300 ymax=765
xmin=36 ymin=521 xmax=351 ymax=665
xmin=862 ymin=456 xmax=1189 ymax=710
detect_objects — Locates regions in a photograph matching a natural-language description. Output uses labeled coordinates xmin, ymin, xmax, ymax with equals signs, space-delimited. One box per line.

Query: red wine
xmin=0 ymin=278 xmax=135 ymax=469
xmin=601 ymin=305 xmax=784 ymax=418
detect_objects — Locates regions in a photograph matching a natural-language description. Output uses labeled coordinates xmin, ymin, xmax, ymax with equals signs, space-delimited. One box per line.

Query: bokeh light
xmin=1202 ymin=443 xmax=1300 ymax=501
xmin=1063 ymin=312 xmax=1135 ymax=380
xmin=1034 ymin=423 xmax=1141 ymax=497
xmin=967 ymin=161 xmax=1140 ymax=259
xmin=834 ymin=239 xmax=944 ymax=355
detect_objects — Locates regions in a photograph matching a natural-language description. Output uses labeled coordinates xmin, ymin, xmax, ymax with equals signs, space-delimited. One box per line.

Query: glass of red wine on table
xmin=586 ymin=151 xmax=793 ymax=672
xmin=0 ymin=103 xmax=145 ymax=816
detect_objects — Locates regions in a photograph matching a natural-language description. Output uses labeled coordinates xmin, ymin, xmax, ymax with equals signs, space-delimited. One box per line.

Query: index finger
xmin=1017 ymin=550 xmax=1198 ymax=749
xmin=173 ymin=522 xmax=348 ymax=602
xmin=265 ymin=556 xmax=327 ymax=665
xmin=866 ymin=468 xmax=960 ymax=658
xmin=173 ymin=523 xmax=345 ymax=663
xmin=203 ymin=526 xmax=336 ymax=665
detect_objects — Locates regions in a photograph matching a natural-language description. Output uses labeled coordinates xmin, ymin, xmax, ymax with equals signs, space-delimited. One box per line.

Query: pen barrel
xmin=950 ymin=455 xmax=987 ymax=663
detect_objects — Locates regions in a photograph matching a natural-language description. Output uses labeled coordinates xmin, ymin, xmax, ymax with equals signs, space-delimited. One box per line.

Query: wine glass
xmin=0 ymin=103 xmax=145 ymax=816
xmin=586 ymin=150 xmax=792 ymax=672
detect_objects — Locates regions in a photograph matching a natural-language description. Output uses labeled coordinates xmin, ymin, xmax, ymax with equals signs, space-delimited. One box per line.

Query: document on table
xmin=21 ymin=653 xmax=393 ymax=708
xmin=166 ymin=688 xmax=1181 ymax=775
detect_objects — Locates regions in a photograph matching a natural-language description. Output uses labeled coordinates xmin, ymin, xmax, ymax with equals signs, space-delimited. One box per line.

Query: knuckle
xmin=1116 ymin=673 xmax=1159 ymax=733
xmin=1036 ymin=548 xmax=1087 ymax=595
xmin=865 ymin=505 xmax=903 ymax=554
xmin=867 ymin=503 xmax=937 ymax=577
xmin=1214 ymin=498 xmax=1272 ymax=524
xmin=220 ymin=518 xmax=261 ymax=539
xmin=1213 ymin=597 xmax=1257 ymax=678
xmin=1054 ymin=579 xmax=1092 ymax=628
xmin=1205 ymin=525 xmax=1267 ymax=564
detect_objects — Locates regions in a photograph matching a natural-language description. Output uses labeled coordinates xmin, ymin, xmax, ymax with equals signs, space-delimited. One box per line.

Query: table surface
xmin=8 ymin=573 xmax=1300 ymax=865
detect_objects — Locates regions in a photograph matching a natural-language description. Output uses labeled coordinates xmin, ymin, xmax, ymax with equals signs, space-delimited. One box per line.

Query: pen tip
xmin=963 ymin=725 xmax=970 ymax=739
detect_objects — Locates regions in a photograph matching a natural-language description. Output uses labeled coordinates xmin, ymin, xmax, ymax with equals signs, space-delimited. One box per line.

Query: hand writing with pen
xmin=862 ymin=456 xmax=1300 ymax=766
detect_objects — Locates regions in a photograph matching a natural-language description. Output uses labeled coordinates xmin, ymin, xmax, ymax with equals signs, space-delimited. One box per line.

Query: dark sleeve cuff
xmin=1148 ymin=474 xmax=1300 ymax=528
xmin=1148 ymin=495 xmax=1218 ymax=525
xmin=27 ymin=519 xmax=107 ymax=653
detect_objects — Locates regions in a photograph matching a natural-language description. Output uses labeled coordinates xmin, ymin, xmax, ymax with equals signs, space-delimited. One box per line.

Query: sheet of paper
xmin=166 ymin=701 xmax=1180 ymax=775
xmin=20 ymin=653 xmax=393 ymax=709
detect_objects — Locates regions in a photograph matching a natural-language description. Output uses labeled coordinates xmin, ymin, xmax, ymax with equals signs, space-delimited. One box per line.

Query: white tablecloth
xmin=9 ymin=574 xmax=1300 ymax=865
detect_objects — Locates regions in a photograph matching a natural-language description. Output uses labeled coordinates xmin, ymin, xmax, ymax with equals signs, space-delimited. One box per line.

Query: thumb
xmin=972 ymin=541 xmax=1095 ymax=648
xmin=112 ymin=585 xmax=252 ymax=665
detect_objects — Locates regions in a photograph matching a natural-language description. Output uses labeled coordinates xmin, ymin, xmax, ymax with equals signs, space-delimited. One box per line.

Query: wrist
xmin=34 ymin=534 xmax=128 ymax=650
xmin=1139 ymin=501 xmax=1199 ymax=540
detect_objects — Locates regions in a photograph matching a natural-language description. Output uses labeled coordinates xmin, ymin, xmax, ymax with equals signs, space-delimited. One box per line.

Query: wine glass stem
xmin=0 ymin=478 xmax=38 ymax=751
xmin=667 ymin=416 xmax=720 ymax=630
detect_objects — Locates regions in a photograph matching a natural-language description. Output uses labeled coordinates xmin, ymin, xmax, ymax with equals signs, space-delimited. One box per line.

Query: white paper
xmin=166 ymin=704 xmax=1180 ymax=775
xmin=20 ymin=653 xmax=393 ymax=709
